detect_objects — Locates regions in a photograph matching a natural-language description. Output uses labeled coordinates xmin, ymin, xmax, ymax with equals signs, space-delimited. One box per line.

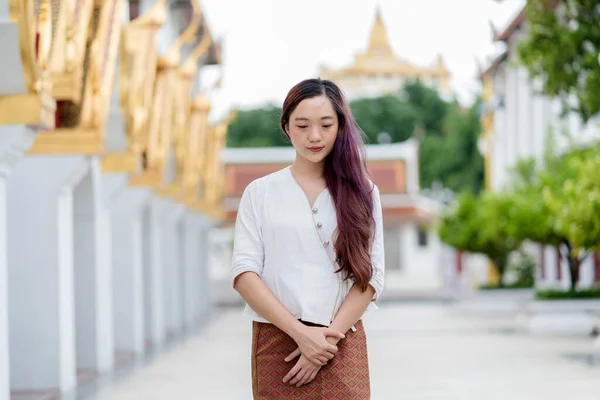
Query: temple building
xmin=478 ymin=6 xmax=600 ymax=288
xmin=0 ymin=1 xmax=228 ymax=399
xmin=319 ymin=7 xmax=451 ymax=100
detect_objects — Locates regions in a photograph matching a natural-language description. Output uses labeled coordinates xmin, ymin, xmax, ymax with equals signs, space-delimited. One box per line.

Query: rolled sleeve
xmin=231 ymin=181 xmax=264 ymax=286
xmin=369 ymin=185 xmax=385 ymax=301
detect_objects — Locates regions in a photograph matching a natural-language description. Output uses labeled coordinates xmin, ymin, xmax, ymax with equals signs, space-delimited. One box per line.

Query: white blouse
xmin=231 ymin=166 xmax=385 ymax=327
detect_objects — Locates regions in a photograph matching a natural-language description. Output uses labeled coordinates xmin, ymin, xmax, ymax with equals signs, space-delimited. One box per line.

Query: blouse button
xmin=324 ymin=240 xmax=330 ymax=246
xmin=312 ymin=207 xmax=318 ymax=214
xmin=316 ymin=222 xmax=322 ymax=228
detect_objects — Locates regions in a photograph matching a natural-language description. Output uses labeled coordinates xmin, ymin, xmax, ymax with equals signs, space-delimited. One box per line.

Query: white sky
xmin=198 ymin=0 xmax=526 ymax=120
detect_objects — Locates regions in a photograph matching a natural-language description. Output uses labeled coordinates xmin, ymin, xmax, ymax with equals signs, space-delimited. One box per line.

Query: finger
xmin=324 ymin=328 xmax=345 ymax=339
xmin=284 ymin=348 xmax=301 ymax=362
xmin=325 ymin=351 xmax=335 ymax=360
xmin=326 ymin=343 xmax=339 ymax=354
xmin=300 ymin=366 xmax=320 ymax=387
xmin=306 ymin=368 xmax=319 ymax=384
xmin=290 ymin=368 xmax=307 ymax=386
xmin=317 ymin=355 xmax=328 ymax=365
xmin=283 ymin=363 xmax=301 ymax=383
xmin=310 ymin=356 xmax=326 ymax=366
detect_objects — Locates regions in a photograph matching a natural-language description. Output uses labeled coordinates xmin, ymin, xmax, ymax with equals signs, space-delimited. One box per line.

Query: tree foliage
xmin=504 ymin=136 xmax=600 ymax=291
xmin=541 ymin=146 xmax=600 ymax=289
xmin=226 ymin=105 xmax=286 ymax=148
xmin=349 ymin=95 xmax=418 ymax=143
xmin=438 ymin=191 xmax=522 ymax=286
xmin=518 ymin=0 xmax=600 ymax=122
xmin=226 ymin=80 xmax=484 ymax=194
xmin=402 ymin=80 xmax=449 ymax=135
xmin=420 ymin=101 xmax=484 ymax=193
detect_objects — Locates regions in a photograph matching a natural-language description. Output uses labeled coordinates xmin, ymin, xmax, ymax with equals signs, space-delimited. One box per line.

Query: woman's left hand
xmin=283 ymin=353 xmax=322 ymax=387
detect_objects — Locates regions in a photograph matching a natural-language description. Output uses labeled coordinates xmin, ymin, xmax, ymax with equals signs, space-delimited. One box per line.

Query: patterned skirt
xmin=251 ymin=319 xmax=371 ymax=400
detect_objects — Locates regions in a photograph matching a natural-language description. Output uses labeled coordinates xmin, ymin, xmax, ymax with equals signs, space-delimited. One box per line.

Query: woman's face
xmin=286 ymin=95 xmax=339 ymax=164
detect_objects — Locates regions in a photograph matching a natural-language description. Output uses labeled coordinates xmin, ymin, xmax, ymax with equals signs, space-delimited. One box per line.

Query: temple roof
xmin=320 ymin=6 xmax=449 ymax=80
xmin=366 ymin=5 xmax=394 ymax=59
xmin=493 ymin=7 xmax=525 ymax=42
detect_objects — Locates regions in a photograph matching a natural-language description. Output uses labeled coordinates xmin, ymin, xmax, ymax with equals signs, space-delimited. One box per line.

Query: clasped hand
xmin=283 ymin=326 xmax=345 ymax=387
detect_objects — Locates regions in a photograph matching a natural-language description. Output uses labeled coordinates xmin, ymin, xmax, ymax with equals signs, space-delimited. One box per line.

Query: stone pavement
xmin=94 ymin=303 xmax=600 ymax=400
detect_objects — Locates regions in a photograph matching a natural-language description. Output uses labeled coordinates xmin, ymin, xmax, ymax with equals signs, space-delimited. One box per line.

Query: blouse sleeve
xmin=369 ymin=185 xmax=385 ymax=301
xmin=231 ymin=181 xmax=264 ymax=286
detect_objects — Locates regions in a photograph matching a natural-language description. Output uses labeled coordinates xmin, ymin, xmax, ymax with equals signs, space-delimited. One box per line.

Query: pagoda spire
xmin=367 ymin=4 xmax=393 ymax=58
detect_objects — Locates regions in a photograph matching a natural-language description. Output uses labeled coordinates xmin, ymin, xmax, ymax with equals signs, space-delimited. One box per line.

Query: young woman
xmin=231 ymin=78 xmax=384 ymax=399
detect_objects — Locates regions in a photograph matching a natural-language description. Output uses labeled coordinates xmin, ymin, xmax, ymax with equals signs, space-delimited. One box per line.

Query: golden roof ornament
xmin=160 ymin=0 xmax=202 ymax=69
xmin=366 ymin=5 xmax=393 ymax=58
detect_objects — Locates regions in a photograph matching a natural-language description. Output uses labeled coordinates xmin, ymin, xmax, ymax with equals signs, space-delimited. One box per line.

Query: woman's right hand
xmin=294 ymin=326 xmax=345 ymax=365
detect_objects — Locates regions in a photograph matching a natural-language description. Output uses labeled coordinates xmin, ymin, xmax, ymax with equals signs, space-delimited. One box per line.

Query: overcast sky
xmin=198 ymin=0 xmax=526 ymax=120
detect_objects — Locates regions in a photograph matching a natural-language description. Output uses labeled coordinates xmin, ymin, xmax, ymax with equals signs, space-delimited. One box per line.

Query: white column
xmin=143 ymin=197 xmax=172 ymax=347
xmin=406 ymin=138 xmax=420 ymax=194
xmin=73 ymin=158 xmax=114 ymax=374
xmin=538 ymin=246 xmax=555 ymax=289
xmin=0 ymin=125 xmax=37 ymax=400
xmin=182 ymin=213 xmax=197 ymax=330
xmin=161 ymin=203 xmax=186 ymax=339
xmin=182 ymin=213 xmax=211 ymax=330
xmin=0 ymin=175 xmax=7 ymax=400
xmin=8 ymin=155 xmax=88 ymax=393
xmin=108 ymin=180 xmax=150 ymax=357
xmin=198 ymin=217 xmax=215 ymax=322
xmin=579 ymin=256 xmax=594 ymax=289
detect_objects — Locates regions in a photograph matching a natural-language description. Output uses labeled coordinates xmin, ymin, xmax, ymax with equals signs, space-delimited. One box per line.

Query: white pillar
xmin=0 ymin=125 xmax=37 ymax=400
xmin=182 ymin=213 xmax=209 ymax=330
xmin=182 ymin=213 xmax=199 ymax=330
xmin=198 ymin=216 xmax=215 ymax=322
xmin=109 ymin=180 xmax=150 ymax=358
xmin=73 ymin=158 xmax=114 ymax=374
xmin=579 ymin=256 xmax=594 ymax=288
xmin=0 ymin=175 xmax=7 ymax=400
xmin=162 ymin=203 xmax=186 ymax=339
xmin=143 ymin=197 xmax=172 ymax=347
xmin=406 ymin=138 xmax=420 ymax=194
xmin=7 ymin=155 xmax=88 ymax=393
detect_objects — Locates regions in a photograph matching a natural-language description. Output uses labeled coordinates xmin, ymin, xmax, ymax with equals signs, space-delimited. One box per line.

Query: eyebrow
xmin=294 ymin=116 xmax=334 ymax=121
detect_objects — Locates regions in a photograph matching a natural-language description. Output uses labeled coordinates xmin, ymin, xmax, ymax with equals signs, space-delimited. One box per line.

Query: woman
xmin=231 ymin=78 xmax=384 ymax=399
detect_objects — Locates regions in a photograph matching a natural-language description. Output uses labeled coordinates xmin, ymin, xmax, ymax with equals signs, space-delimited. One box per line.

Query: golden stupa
xmin=319 ymin=6 xmax=450 ymax=99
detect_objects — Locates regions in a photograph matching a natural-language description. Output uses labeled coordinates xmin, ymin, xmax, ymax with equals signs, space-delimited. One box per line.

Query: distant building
xmin=478 ymin=6 xmax=600 ymax=288
xmin=319 ymin=7 xmax=451 ymax=100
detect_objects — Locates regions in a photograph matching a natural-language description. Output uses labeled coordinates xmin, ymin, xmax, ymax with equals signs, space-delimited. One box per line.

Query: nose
xmin=308 ymin=126 xmax=322 ymax=143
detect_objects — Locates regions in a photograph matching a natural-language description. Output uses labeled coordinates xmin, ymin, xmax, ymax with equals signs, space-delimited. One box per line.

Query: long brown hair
xmin=280 ymin=78 xmax=375 ymax=291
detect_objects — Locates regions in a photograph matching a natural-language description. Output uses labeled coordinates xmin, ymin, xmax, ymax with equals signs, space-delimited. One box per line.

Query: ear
xmin=284 ymin=123 xmax=290 ymax=136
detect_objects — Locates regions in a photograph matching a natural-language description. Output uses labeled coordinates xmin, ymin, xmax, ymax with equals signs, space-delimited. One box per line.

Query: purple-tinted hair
xmin=280 ymin=78 xmax=375 ymax=291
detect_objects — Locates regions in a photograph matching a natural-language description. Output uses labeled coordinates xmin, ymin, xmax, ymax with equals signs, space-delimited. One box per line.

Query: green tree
xmin=505 ymin=157 xmax=564 ymax=250
xmin=542 ymin=147 xmax=600 ymax=290
xmin=350 ymin=95 xmax=418 ymax=143
xmin=438 ymin=191 xmax=521 ymax=286
xmin=226 ymin=105 xmax=287 ymax=148
xmin=518 ymin=0 xmax=600 ymax=122
xmin=420 ymin=102 xmax=484 ymax=193
xmin=506 ymin=136 xmax=600 ymax=291
xmin=402 ymin=79 xmax=449 ymax=136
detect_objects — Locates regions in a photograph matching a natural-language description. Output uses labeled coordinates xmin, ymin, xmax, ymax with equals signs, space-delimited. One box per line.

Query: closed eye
xmin=322 ymin=124 xmax=333 ymax=128
xmin=297 ymin=125 xmax=308 ymax=129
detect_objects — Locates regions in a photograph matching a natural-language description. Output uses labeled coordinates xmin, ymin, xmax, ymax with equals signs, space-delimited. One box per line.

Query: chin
xmin=303 ymin=151 xmax=328 ymax=163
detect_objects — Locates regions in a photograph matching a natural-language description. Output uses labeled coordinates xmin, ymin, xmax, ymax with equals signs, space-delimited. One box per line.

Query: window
xmin=417 ymin=227 xmax=428 ymax=247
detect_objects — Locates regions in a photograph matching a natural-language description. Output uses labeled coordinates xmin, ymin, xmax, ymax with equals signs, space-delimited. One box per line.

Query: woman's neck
xmin=291 ymin=156 xmax=325 ymax=180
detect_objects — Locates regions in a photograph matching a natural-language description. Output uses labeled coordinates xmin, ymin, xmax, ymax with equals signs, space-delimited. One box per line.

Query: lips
xmin=308 ymin=147 xmax=324 ymax=153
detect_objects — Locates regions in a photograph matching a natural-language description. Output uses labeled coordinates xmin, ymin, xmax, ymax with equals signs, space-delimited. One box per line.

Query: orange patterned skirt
xmin=251 ymin=319 xmax=371 ymax=400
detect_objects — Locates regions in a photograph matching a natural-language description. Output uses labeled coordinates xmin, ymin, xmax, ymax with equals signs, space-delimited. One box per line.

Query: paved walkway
xmin=95 ymin=303 xmax=600 ymax=400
